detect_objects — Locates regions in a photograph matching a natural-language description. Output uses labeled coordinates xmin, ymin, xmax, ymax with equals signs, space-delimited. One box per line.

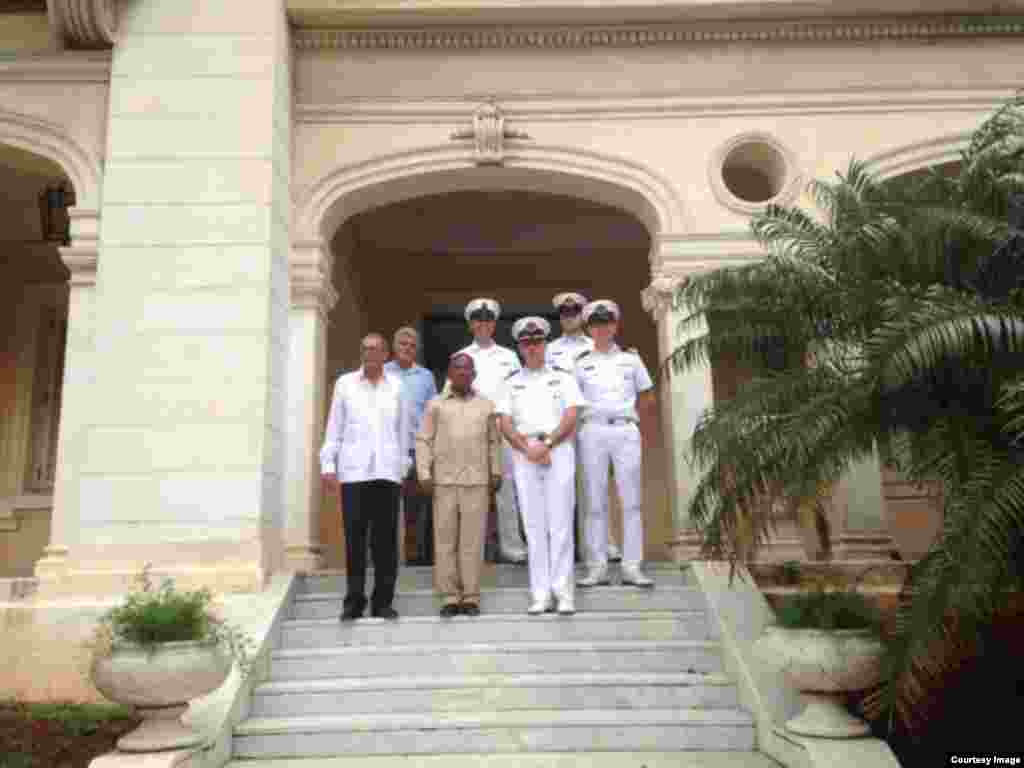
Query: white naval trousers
xmin=496 ymin=441 xmax=526 ymax=555
xmin=511 ymin=439 xmax=576 ymax=602
xmin=578 ymin=421 xmax=644 ymax=567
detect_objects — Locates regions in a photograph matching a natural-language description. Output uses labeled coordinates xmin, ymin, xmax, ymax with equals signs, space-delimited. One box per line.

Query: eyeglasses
xmin=469 ymin=312 xmax=496 ymax=322
xmin=559 ymin=305 xmax=583 ymax=316
xmin=518 ymin=337 xmax=545 ymax=347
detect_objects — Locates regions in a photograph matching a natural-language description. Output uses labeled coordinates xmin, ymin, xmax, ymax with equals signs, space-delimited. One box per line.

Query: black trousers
xmin=341 ymin=479 xmax=400 ymax=615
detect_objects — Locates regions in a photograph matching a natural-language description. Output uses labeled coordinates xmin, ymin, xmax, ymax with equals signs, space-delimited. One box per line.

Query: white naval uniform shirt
xmin=495 ymin=365 xmax=586 ymax=436
xmin=545 ymin=333 xmax=594 ymax=370
xmin=574 ymin=344 xmax=654 ymax=422
xmin=456 ymin=341 xmax=521 ymax=402
xmin=319 ymin=368 xmax=412 ymax=484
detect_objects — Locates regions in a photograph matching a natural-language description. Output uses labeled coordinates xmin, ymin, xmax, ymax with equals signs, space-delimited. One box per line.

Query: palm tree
xmin=670 ymin=96 xmax=1024 ymax=728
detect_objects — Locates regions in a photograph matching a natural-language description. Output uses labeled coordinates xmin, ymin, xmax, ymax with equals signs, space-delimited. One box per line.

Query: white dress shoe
xmin=500 ymin=548 xmax=528 ymax=564
xmin=621 ymin=564 xmax=654 ymax=588
xmin=556 ymin=596 xmax=576 ymax=615
xmin=607 ymin=543 xmax=623 ymax=562
xmin=527 ymin=596 xmax=550 ymax=615
xmin=577 ymin=566 xmax=610 ymax=587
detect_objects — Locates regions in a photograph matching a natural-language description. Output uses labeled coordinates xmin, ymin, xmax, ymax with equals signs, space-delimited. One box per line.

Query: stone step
xmin=291 ymin=585 xmax=706 ymax=618
xmin=300 ymin=564 xmax=689 ymax=594
xmin=225 ymin=753 xmax=781 ymax=768
xmin=250 ymin=671 xmax=740 ymax=717
xmin=268 ymin=639 xmax=724 ymax=681
xmin=280 ymin=611 xmax=714 ymax=649
xmin=233 ymin=708 xmax=757 ymax=758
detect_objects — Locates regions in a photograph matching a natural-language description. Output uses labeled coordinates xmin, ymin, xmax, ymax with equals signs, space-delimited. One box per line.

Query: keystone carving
xmin=51 ymin=0 xmax=117 ymax=49
xmin=450 ymin=101 xmax=530 ymax=166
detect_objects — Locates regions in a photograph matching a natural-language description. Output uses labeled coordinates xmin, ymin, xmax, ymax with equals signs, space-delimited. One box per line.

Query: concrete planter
xmin=90 ymin=640 xmax=232 ymax=752
xmin=754 ymin=626 xmax=884 ymax=738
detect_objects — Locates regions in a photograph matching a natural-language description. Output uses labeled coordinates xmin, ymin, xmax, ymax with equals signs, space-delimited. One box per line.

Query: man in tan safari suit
xmin=416 ymin=352 xmax=501 ymax=617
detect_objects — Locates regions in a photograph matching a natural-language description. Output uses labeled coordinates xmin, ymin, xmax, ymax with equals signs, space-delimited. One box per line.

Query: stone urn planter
xmin=754 ymin=625 xmax=884 ymax=738
xmin=90 ymin=640 xmax=232 ymax=752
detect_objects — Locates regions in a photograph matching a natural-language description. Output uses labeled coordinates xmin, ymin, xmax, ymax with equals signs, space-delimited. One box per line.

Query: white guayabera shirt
xmin=320 ymin=367 xmax=412 ymax=484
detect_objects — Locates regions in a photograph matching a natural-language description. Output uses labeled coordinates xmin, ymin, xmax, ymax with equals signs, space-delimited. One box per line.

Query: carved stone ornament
xmin=290 ymin=242 xmax=338 ymax=314
xmin=450 ymin=102 xmax=530 ymax=166
xmin=641 ymin=275 xmax=684 ymax=320
xmin=51 ymin=0 xmax=117 ymax=49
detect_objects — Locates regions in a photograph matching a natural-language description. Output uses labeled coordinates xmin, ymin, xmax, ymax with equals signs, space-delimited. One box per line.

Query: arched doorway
xmin=315 ymin=184 xmax=673 ymax=567
xmin=0 ymin=142 xmax=74 ymax=577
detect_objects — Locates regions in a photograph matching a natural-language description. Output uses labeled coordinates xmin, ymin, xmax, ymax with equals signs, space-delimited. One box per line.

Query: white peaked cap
xmin=582 ymin=299 xmax=621 ymax=324
xmin=512 ymin=316 xmax=552 ymax=340
xmin=552 ymin=292 xmax=588 ymax=308
xmin=464 ymin=298 xmax=502 ymax=321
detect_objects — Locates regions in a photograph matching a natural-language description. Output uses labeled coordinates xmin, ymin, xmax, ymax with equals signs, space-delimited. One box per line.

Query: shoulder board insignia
xmin=552 ymin=366 xmax=569 ymax=374
xmin=504 ymin=369 xmax=520 ymax=380
xmin=548 ymin=379 xmax=561 ymax=387
xmin=575 ymin=350 xmax=591 ymax=361
xmin=583 ymin=365 xmax=596 ymax=371
xmin=513 ymin=384 xmax=527 ymax=390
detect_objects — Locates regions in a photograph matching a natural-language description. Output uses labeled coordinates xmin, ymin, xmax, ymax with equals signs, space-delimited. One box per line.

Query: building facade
xmin=2 ymin=0 xmax=1019 ymax=609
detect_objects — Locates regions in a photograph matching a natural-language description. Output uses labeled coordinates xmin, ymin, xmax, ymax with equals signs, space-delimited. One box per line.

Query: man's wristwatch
xmin=543 ymin=436 xmax=555 ymax=449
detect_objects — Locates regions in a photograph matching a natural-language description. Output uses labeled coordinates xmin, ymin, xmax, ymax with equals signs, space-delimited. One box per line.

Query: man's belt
xmin=585 ymin=417 xmax=637 ymax=426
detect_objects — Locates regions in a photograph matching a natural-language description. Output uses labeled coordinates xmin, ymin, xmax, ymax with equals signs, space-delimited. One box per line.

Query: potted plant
xmin=754 ymin=583 xmax=883 ymax=738
xmin=88 ymin=566 xmax=254 ymax=753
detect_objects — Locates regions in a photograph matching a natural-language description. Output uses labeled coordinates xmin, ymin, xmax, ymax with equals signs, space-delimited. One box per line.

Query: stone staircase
xmin=229 ymin=564 xmax=778 ymax=766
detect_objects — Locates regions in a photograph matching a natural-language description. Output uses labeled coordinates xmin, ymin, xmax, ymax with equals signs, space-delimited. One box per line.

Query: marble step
xmin=233 ymin=708 xmax=757 ymax=758
xmin=291 ymin=585 xmax=706 ymax=618
xmin=250 ymin=671 xmax=740 ymax=717
xmin=301 ymin=564 xmax=689 ymax=594
xmin=268 ymin=639 xmax=724 ymax=681
xmin=280 ymin=611 xmax=715 ymax=649
xmin=225 ymin=752 xmax=781 ymax=768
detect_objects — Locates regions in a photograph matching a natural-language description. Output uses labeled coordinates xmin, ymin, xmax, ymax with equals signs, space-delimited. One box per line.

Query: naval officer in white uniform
xmin=496 ymin=317 xmax=586 ymax=615
xmin=455 ymin=298 xmax=528 ymax=563
xmin=546 ymin=291 xmax=624 ymax=564
xmin=574 ymin=300 xmax=656 ymax=588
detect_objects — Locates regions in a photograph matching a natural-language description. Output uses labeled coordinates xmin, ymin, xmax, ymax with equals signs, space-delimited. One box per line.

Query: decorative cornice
xmin=290 ymin=240 xmax=338 ymax=314
xmin=296 ymin=88 xmax=1017 ymax=125
xmin=294 ymin=16 xmax=1024 ymax=51
xmin=50 ymin=0 xmax=116 ymax=50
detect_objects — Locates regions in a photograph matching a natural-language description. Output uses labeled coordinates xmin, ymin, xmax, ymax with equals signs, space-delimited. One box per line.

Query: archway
xmin=304 ymin=155 xmax=681 ymax=568
xmin=0 ymin=142 xmax=75 ymax=577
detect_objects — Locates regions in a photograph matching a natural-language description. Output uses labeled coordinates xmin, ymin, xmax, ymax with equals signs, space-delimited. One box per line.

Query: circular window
xmin=711 ymin=133 xmax=800 ymax=214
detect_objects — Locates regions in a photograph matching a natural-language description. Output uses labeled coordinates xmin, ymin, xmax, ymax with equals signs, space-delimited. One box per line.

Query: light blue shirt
xmin=384 ymin=360 xmax=438 ymax=452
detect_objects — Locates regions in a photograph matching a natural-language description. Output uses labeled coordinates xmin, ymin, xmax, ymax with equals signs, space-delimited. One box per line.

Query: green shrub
xmin=774 ymin=585 xmax=880 ymax=631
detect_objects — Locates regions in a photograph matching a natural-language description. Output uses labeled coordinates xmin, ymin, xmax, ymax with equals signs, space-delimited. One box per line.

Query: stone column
xmin=642 ymin=274 xmax=713 ymax=562
xmin=35 ymin=209 xmax=99 ymax=586
xmin=283 ymin=241 xmax=337 ymax=573
xmin=47 ymin=0 xmax=294 ymax=596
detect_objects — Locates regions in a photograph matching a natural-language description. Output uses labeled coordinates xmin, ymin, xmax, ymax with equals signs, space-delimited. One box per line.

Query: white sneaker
xmin=556 ymin=596 xmax=576 ymax=615
xmin=621 ymin=564 xmax=654 ymax=588
xmin=527 ymin=596 xmax=551 ymax=615
xmin=608 ymin=543 xmax=623 ymax=562
xmin=577 ymin=565 xmax=610 ymax=587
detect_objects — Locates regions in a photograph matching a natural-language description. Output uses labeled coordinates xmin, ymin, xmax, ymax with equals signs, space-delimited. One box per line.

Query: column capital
xmin=59 ymin=246 xmax=98 ymax=287
xmin=50 ymin=0 xmax=117 ymax=49
xmin=641 ymin=273 xmax=685 ymax=320
xmin=290 ymin=240 xmax=338 ymax=315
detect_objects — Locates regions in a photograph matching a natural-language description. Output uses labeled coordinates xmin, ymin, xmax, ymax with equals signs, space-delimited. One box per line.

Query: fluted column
xmin=35 ymin=209 xmax=99 ymax=587
xmin=283 ymin=241 xmax=337 ymax=572
xmin=642 ymin=273 xmax=714 ymax=562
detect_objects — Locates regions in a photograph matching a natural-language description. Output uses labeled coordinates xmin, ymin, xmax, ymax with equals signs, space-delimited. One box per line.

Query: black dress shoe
xmin=439 ymin=604 xmax=461 ymax=618
xmin=372 ymin=606 xmax=399 ymax=620
xmin=460 ymin=602 xmax=480 ymax=617
xmin=339 ymin=607 xmax=363 ymax=622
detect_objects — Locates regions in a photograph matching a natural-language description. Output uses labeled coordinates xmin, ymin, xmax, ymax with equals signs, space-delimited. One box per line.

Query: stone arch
xmin=295 ymin=142 xmax=687 ymax=247
xmin=0 ymin=110 xmax=103 ymax=212
xmin=862 ymin=131 xmax=971 ymax=181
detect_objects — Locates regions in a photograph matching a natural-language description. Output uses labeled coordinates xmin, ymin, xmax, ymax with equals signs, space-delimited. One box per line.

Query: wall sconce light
xmin=38 ymin=182 xmax=75 ymax=246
